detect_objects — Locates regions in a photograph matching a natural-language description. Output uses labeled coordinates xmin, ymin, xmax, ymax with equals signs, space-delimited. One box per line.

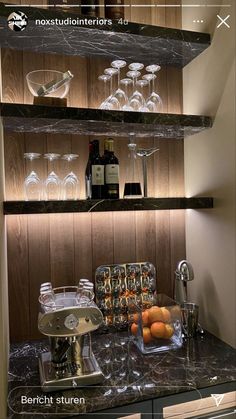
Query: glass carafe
xmin=123 ymin=134 xmax=142 ymax=199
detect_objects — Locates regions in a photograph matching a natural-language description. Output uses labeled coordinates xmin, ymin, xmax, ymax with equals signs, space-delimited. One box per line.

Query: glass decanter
xmin=123 ymin=133 xmax=142 ymax=199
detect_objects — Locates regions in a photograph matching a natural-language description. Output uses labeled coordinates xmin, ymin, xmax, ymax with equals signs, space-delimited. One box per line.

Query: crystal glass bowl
xmin=129 ymin=294 xmax=183 ymax=354
xmin=26 ymin=70 xmax=71 ymax=98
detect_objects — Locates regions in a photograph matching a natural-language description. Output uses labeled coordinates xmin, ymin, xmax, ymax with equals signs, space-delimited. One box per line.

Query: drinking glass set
xmin=24 ymin=152 xmax=79 ymax=201
xmin=99 ymin=61 xmax=163 ymax=112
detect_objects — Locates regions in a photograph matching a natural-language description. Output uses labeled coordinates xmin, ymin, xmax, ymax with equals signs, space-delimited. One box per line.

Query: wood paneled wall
xmin=1 ymin=1 xmax=185 ymax=341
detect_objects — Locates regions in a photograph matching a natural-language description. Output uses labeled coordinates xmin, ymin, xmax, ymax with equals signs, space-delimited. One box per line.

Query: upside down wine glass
xmin=61 ymin=154 xmax=80 ymax=200
xmin=120 ymin=78 xmax=133 ymax=111
xmin=126 ymin=70 xmax=142 ymax=111
xmin=145 ymin=64 xmax=163 ymax=112
xmin=44 ymin=153 xmax=61 ymax=200
xmin=24 ymin=152 xmax=41 ymax=201
xmin=104 ymin=67 xmax=120 ymax=110
xmin=111 ymin=60 xmax=128 ymax=108
xmin=98 ymin=74 xmax=111 ymax=110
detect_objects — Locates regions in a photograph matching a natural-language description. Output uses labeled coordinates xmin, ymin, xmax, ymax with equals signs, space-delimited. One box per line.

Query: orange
xmin=131 ymin=323 xmax=138 ymax=336
xmin=164 ymin=324 xmax=174 ymax=339
xmin=150 ymin=321 xmax=166 ymax=338
xmin=161 ymin=307 xmax=171 ymax=323
xmin=142 ymin=310 xmax=149 ymax=326
xmin=148 ymin=306 xmax=163 ymax=324
xmin=142 ymin=326 xmax=152 ymax=344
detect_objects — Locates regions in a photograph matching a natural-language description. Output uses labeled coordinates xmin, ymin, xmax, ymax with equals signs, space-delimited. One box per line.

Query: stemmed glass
xmin=61 ymin=154 xmax=80 ymax=200
xmin=120 ymin=78 xmax=133 ymax=111
xmin=128 ymin=62 xmax=144 ymax=72
xmin=136 ymin=147 xmax=159 ymax=197
xmin=104 ymin=67 xmax=120 ymax=110
xmin=142 ymin=74 xmax=157 ymax=112
xmin=44 ymin=153 xmax=61 ymax=200
xmin=24 ymin=152 xmax=41 ymax=201
xmin=111 ymin=60 xmax=127 ymax=108
xmin=136 ymin=79 xmax=150 ymax=112
xmin=145 ymin=64 xmax=162 ymax=112
xmin=127 ymin=70 xmax=143 ymax=111
xmin=98 ymin=74 xmax=111 ymax=110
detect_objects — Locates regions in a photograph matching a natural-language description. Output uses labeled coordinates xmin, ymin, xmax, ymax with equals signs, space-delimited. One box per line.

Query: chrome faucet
xmin=175 ymin=260 xmax=194 ymax=304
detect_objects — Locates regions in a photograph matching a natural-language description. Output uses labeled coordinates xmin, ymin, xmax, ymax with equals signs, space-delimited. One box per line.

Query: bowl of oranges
xmin=129 ymin=294 xmax=182 ymax=354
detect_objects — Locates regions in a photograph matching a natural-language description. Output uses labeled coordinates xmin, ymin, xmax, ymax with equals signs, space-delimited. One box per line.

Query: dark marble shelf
xmin=4 ymin=197 xmax=213 ymax=215
xmin=0 ymin=103 xmax=212 ymax=138
xmin=0 ymin=3 xmax=210 ymax=67
xmin=8 ymin=331 xmax=236 ymax=418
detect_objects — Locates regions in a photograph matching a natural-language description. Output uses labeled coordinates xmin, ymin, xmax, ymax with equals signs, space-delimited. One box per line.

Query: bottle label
xmin=106 ymin=164 xmax=119 ymax=184
xmin=92 ymin=165 xmax=104 ymax=185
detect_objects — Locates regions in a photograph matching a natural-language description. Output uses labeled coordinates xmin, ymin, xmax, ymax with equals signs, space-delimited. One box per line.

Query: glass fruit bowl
xmin=26 ymin=70 xmax=73 ymax=98
xmin=129 ymin=294 xmax=182 ymax=354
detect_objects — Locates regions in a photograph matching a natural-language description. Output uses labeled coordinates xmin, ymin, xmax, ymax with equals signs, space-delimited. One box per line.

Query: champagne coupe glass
xmin=136 ymin=79 xmax=149 ymax=112
xmin=61 ymin=154 xmax=80 ymax=200
xmin=126 ymin=70 xmax=143 ymax=111
xmin=98 ymin=74 xmax=112 ymax=110
xmin=120 ymin=78 xmax=133 ymax=111
xmin=145 ymin=64 xmax=163 ymax=112
xmin=44 ymin=153 xmax=61 ymax=200
xmin=104 ymin=67 xmax=120 ymax=110
xmin=24 ymin=152 xmax=41 ymax=201
xmin=111 ymin=60 xmax=128 ymax=108
xmin=136 ymin=147 xmax=159 ymax=197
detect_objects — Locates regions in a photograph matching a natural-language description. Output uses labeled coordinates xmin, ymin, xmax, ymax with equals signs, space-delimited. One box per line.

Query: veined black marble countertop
xmin=0 ymin=3 xmax=210 ymax=67
xmin=8 ymin=331 xmax=236 ymax=418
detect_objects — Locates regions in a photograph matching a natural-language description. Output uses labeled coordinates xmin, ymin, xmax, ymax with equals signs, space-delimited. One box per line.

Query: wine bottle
xmin=81 ymin=0 xmax=99 ymax=17
xmin=85 ymin=141 xmax=94 ymax=199
xmin=104 ymin=0 xmax=124 ymax=20
xmin=91 ymin=140 xmax=105 ymax=199
xmin=105 ymin=138 xmax=119 ymax=199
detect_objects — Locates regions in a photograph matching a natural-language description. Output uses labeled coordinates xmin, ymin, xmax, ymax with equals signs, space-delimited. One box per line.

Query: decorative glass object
xmin=136 ymin=147 xmax=159 ymax=197
xmin=123 ymin=133 xmax=142 ymax=198
xmin=26 ymin=70 xmax=73 ymax=98
xmin=129 ymin=294 xmax=183 ymax=354
xmin=95 ymin=262 xmax=156 ymax=331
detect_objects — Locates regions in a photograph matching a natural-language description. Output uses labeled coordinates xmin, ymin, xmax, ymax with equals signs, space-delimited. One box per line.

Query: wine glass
xmin=128 ymin=62 xmax=144 ymax=72
xmin=136 ymin=147 xmax=159 ymax=197
xmin=136 ymin=79 xmax=149 ymax=112
xmin=61 ymin=154 xmax=80 ymax=200
xmin=145 ymin=64 xmax=163 ymax=112
xmin=98 ymin=74 xmax=112 ymax=110
xmin=142 ymin=74 xmax=157 ymax=112
xmin=104 ymin=67 xmax=120 ymax=110
xmin=111 ymin=60 xmax=128 ymax=108
xmin=120 ymin=78 xmax=133 ymax=111
xmin=126 ymin=70 xmax=143 ymax=111
xmin=44 ymin=153 xmax=61 ymax=200
xmin=24 ymin=152 xmax=41 ymax=201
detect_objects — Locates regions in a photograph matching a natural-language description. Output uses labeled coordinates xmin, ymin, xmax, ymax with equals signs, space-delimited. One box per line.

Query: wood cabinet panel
xmin=4 ymin=132 xmax=25 ymax=201
xmin=7 ymin=216 xmax=30 ymax=341
xmin=2 ymin=3 xmax=185 ymax=341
